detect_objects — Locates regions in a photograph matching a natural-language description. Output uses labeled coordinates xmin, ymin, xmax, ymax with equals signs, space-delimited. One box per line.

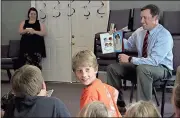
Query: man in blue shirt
xmin=106 ymin=4 xmax=173 ymax=111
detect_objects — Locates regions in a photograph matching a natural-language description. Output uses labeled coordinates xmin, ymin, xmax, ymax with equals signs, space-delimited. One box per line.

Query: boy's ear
xmin=95 ymin=65 xmax=99 ymax=73
xmin=153 ymin=15 xmax=159 ymax=21
xmin=42 ymin=81 xmax=46 ymax=90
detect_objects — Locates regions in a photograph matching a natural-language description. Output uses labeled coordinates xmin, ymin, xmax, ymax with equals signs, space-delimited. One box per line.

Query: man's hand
xmin=118 ymin=54 xmax=130 ymax=63
xmin=108 ymin=28 xmax=117 ymax=35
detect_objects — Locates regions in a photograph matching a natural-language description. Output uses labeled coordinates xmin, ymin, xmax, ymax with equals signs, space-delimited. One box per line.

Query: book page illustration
xmin=100 ymin=33 xmax=114 ymax=54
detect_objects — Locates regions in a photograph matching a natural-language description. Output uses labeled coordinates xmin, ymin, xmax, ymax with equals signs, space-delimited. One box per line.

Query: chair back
xmin=8 ymin=40 xmax=20 ymax=58
xmin=107 ymin=9 xmax=132 ymax=31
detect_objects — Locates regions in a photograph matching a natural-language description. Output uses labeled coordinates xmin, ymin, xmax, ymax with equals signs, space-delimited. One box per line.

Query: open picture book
xmin=100 ymin=30 xmax=123 ymax=54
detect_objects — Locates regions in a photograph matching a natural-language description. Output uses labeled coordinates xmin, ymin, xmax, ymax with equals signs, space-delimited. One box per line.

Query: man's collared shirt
xmin=124 ymin=24 xmax=173 ymax=70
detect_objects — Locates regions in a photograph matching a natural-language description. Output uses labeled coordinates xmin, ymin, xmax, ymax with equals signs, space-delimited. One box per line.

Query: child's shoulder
xmin=104 ymin=83 xmax=117 ymax=91
xmin=37 ymin=96 xmax=63 ymax=104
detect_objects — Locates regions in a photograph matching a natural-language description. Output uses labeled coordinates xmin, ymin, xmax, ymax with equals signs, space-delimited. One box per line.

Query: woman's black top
xmin=20 ymin=20 xmax=46 ymax=58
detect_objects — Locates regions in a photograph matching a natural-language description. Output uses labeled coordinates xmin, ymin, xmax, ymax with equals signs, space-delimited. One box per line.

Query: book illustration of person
xmin=115 ymin=34 xmax=120 ymax=44
xmin=104 ymin=38 xmax=107 ymax=42
xmin=114 ymin=33 xmax=122 ymax=51
xmin=105 ymin=42 xmax=109 ymax=47
xmin=109 ymin=42 xmax=112 ymax=46
xmin=104 ymin=41 xmax=113 ymax=51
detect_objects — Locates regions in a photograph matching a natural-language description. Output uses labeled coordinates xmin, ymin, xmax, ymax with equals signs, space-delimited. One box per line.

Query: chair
xmin=162 ymin=11 xmax=180 ymax=71
xmin=1 ymin=45 xmax=11 ymax=81
xmin=1 ymin=40 xmax=20 ymax=82
xmin=94 ymin=37 xmax=117 ymax=71
xmin=124 ymin=8 xmax=141 ymax=39
xmin=154 ymin=75 xmax=175 ymax=117
xmin=162 ymin=11 xmax=180 ymax=35
xmin=129 ymin=72 xmax=175 ymax=117
xmin=132 ymin=8 xmax=141 ymax=31
xmin=107 ymin=9 xmax=132 ymax=31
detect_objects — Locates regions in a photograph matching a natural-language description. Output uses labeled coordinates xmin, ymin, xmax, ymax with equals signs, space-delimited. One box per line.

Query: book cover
xmin=100 ymin=31 xmax=123 ymax=54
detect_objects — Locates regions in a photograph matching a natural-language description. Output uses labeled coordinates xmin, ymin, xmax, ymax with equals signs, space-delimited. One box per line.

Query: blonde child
xmin=124 ymin=100 xmax=161 ymax=117
xmin=172 ymin=84 xmax=180 ymax=117
xmin=174 ymin=66 xmax=180 ymax=86
xmin=72 ymin=50 xmax=121 ymax=117
xmin=78 ymin=101 xmax=110 ymax=117
xmin=171 ymin=66 xmax=180 ymax=117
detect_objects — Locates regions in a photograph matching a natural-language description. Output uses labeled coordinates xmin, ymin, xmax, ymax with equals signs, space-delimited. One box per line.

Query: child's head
xmin=115 ymin=34 xmax=120 ymax=39
xmin=125 ymin=100 xmax=161 ymax=117
xmin=72 ymin=50 xmax=98 ymax=85
xmin=12 ymin=65 xmax=46 ymax=97
xmin=173 ymin=84 xmax=180 ymax=117
xmin=78 ymin=101 xmax=110 ymax=117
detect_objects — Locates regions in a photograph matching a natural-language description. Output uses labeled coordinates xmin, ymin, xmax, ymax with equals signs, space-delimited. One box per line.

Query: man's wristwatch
xmin=128 ymin=56 xmax=132 ymax=63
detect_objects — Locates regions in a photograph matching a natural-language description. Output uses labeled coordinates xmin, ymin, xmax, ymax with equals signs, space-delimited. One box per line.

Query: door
xmin=33 ymin=1 xmax=72 ymax=82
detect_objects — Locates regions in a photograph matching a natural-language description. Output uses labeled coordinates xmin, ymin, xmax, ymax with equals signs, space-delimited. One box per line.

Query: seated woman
xmin=15 ymin=7 xmax=46 ymax=70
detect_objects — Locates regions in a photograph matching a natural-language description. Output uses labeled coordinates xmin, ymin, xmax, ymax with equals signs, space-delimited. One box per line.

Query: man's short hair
xmin=141 ymin=4 xmax=160 ymax=19
xmin=12 ymin=65 xmax=44 ymax=97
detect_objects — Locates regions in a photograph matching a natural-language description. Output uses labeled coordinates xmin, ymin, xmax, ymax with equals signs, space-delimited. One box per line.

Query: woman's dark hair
xmin=27 ymin=7 xmax=38 ymax=20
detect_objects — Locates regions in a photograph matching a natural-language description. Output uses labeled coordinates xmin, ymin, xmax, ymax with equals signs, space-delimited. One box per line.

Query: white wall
xmin=110 ymin=1 xmax=180 ymax=11
xmin=2 ymin=1 xmax=31 ymax=45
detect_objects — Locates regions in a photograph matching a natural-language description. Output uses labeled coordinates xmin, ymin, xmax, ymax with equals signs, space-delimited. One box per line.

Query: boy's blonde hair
xmin=174 ymin=84 xmax=180 ymax=109
xmin=12 ymin=64 xmax=44 ymax=97
xmin=78 ymin=101 xmax=110 ymax=117
xmin=72 ymin=50 xmax=98 ymax=72
xmin=125 ymin=100 xmax=161 ymax=117
xmin=175 ymin=66 xmax=180 ymax=86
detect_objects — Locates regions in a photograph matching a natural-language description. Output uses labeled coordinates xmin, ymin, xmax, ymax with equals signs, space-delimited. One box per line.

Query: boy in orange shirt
xmin=72 ymin=50 xmax=121 ymax=117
